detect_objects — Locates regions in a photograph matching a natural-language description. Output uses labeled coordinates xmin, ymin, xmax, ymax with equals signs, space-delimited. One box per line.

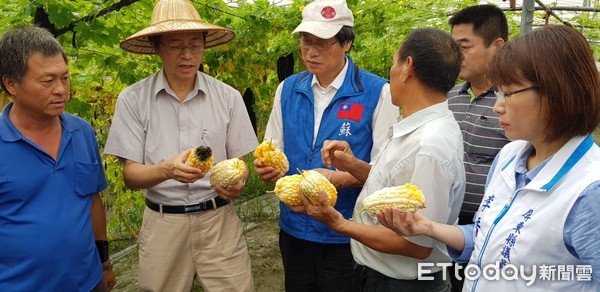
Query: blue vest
xmin=280 ymin=57 xmax=387 ymax=243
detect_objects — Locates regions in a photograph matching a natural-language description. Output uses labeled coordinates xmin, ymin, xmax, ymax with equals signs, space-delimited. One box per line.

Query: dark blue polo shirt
xmin=0 ymin=103 xmax=107 ymax=291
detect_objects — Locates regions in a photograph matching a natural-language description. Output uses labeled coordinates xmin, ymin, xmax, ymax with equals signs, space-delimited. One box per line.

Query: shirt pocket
xmin=75 ymin=161 xmax=100 ymax=197
xmin=469 ymin=119 xmax=506 ymax=158
xmin=202 ymin=130 xmax=227 ymax=162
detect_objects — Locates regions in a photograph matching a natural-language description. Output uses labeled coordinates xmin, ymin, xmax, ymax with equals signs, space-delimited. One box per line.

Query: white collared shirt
xmin=351 ymin=101 xmax=466 ymax=279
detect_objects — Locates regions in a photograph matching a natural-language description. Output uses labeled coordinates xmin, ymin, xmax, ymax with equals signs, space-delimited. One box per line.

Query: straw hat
xmin=120 ymin=0 xmax=235 ymax=54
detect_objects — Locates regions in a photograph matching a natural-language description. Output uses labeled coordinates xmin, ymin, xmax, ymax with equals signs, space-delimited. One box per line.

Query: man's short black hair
xmin=334 ymin=26 xmax=355 ymax=52
xmin=397 ymin=28 xmax=462 ymax=94
xmin=449 ymin=5 xmax=508 ymax=46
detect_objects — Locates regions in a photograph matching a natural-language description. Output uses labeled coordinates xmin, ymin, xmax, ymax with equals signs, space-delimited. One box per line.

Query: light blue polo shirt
xmin=0 ymin=103 xmax=107 ymax=291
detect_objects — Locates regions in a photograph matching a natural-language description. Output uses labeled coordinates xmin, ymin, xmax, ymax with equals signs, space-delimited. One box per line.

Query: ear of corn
xmin=210 ymin=158 xmax=247 ymax=187
xmin=186 ymin=146 xmax=213 ymax=173
xmin=254 ymin=140 xmax=289 ymax=174
xmin=272 ymin=174 xmax=303 ymax=206
xmin=298 ymin=170 xmax=337 ymax=207
xmin=352 ymin=183 xmax=425 ymax=220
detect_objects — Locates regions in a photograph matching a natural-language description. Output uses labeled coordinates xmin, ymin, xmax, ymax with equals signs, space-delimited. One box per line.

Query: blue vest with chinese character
xmin=280 ymin=56 xmax=386 ymax=244
xmin=466 ymin=135 xmax=600 ymax=291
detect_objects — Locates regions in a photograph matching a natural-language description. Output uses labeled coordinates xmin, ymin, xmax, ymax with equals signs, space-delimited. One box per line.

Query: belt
xmin=354 ymin=263 xmax=443 ymax=281
xmin=145 ymin=197 xmax=230 ymax=214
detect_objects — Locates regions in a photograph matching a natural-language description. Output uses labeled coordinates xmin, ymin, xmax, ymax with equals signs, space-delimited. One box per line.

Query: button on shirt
xmin=104 ymin=70 xmax=258 ymax=205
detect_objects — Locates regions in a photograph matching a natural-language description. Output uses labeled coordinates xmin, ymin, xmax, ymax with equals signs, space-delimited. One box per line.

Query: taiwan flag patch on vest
xmin=337 ymin=103 xmax=364 ymax=122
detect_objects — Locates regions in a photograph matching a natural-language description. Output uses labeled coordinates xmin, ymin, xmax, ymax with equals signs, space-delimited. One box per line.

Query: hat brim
xmin=120 ymin=20 xmax=235 ymax=54
xmin=292 ymin=21 xmax=343 ymax=39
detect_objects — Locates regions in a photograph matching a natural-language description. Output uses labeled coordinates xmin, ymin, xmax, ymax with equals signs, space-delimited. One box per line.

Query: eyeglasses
xmin=160 ymin=42 xmax=205 ymax=53
xmin=494 ymin=86 xmax=538 ymax=103
xmin=299 ymin=39 xmax=338 ymax=52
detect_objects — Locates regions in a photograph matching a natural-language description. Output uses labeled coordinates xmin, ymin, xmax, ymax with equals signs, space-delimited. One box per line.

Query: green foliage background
xmin=1 ymin=0 xmax=598 ymax=249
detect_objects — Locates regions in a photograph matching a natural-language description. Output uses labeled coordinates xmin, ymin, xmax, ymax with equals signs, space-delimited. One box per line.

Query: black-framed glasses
xmin=494 ymin=86 xmax=538 ymax=103
xmin=160 ymin=41 xmax=205 ymax=53
xmin=299 ymin=39 xmax=338 ymax=52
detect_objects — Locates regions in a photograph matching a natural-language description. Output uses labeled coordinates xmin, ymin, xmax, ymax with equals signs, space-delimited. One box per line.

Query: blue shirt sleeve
xmin=447 ymin=224 xmax=475 ymax=264
xmin=563 ymin=181 xmax=600 ymax=286
xmin=446 ymin=155 xmax=501 ymax=264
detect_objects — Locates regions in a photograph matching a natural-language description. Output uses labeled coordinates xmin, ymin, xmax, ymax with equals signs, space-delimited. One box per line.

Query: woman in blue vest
xmin=254 ymin=0 xmax=399 ymax=291
xmin=377 ymin=25 xmax=600 ymax=291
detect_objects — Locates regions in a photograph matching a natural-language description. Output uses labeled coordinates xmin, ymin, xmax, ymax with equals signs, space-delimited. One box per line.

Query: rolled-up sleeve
xmin=447 ymin=223 xmax=475 ymax=264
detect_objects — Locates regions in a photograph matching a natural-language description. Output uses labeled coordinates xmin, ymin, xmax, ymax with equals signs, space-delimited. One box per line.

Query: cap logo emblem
xmin=321 ymin=6 xmax=336 ymax=19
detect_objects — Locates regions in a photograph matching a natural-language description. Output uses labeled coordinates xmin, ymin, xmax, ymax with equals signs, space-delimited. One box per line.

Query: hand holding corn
xmin=376 ymin=207 xmax=431 ymax=238
xmin=210 ymin=158 xmax=247 ymax=187
xmin=378 ymin=203 xmax=470 ymax=251
xmin=254 ymin=140 xmax=289 ymax=173
xmin=272 ymin=174 xmax=303 ymax=206
xmin=253 ymin=140 xmax=288 ymax=183
xmin=299 ymin=170 xmax=337 ymax=206
xmin=157 ymin=148 xmax=206 ymax=185
xmin=270 ymin=170 xmax=337 ymax=208
xmin=211 ymin=158 xmax=248 ymax=200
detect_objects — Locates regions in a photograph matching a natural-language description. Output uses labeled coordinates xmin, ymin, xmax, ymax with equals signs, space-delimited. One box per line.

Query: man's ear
xmin=402 ymin=56 xmax=415 ymax=82
xmin=2 ymin=75 xmax=18 ymax=96
xmin=492 ymin=37 xmax=505 ymax=49
xmin=344 ymin=40 xmax=353 ymax=53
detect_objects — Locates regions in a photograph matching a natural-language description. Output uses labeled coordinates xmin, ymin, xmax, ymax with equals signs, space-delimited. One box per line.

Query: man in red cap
xmin=104 ymin=0 xmax=257 ymax=291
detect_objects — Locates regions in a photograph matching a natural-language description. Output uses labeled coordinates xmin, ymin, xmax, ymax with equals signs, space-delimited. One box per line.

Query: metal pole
xmin=503 ymin=6 xmax=600 ymax=12
xmin=521 ymin=0 xmax=536 ymax=35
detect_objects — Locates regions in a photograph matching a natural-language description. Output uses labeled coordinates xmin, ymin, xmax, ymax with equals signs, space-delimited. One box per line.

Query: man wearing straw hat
xmin=254 ymin=0 xmax=399 ymax=291
xmin=104 ymin=0 xmax=257 ymax=291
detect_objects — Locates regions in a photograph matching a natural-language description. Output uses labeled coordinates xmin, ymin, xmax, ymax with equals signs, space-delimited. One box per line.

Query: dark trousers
xmin=279 ymin=230 xmax=354 ymax=292
xmin=352 ymin=263 xmax=451 ymax=292
xmin=449 ymin=262 xmax=466 ymax=292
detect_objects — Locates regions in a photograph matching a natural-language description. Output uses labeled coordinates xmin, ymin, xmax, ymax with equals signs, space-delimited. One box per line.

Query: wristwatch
xmin=103 ymin=263 xmax=113 ymax=271
xmin=95 ymin=240 xmax=109 ymax=263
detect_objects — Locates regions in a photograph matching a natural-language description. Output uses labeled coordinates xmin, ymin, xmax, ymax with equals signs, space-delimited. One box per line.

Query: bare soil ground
xmin=111 ymin=196 xmax=284 ymax=292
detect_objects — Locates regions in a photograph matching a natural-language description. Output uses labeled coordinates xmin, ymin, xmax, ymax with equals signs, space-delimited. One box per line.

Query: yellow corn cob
xmin=186 ymin=146 xmax=213 ymax=173
xmin=210 ymin=158 xmax=247 ymax=187
xmin=254 ymin=140 xmax=289 ymax=174
xmin=272 ymin=174 xmax=303 ymax=206
xmin=354 ymin=184 xmax=425 ymax=219
xmin=298 ymin=170 xmax=337 ymax=206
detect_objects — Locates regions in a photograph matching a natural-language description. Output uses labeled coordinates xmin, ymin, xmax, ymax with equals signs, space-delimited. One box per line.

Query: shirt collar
xmin=508 ymin=135 xmax=593 ymax=192
xmin=153 ymin=69 xmax=202 ymax=100
xmin=311 ymin=56 xmax=349 ymax=92
xmin=458 ymin=81 xmax=497 ymax=97
xmin=514 ymin=145 xmax=551 ymax=188
xmin=0 ymin=102 xmax=75 ymax=143
xmin=391 ymin=101 xmax=450 ymax=139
